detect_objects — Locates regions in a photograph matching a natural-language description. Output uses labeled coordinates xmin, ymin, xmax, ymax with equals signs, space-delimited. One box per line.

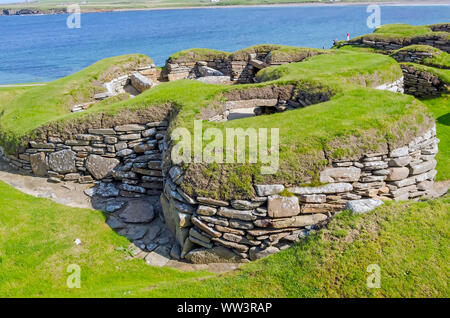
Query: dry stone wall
xmin=2 ymin=121 xmax=169 ymax=198
xmin=345 ymin=36 xmax=450 ymax=53
xmin=401 ymin=64 xmax=448 ymax=98
xmin=164 ymin=48 xmax=318 ymax=84
xmin=1 ymin=115 xmax=439 ymax=263
xmin=160 ymin=125 xmax=438 ymax=263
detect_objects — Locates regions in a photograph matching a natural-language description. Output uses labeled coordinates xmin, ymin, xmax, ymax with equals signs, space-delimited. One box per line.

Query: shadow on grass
xmin=437 ymin=112 xmax=450 ymax=126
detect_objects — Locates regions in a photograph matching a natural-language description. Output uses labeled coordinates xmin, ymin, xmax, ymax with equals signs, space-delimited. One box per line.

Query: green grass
xmin=0 ymin=180 xmax=208 ymax=298
xmin=422 ymin=95 xmax=450 ymax=181
xmin=401 ymin=63 xmax=450 ymax=84
xmin=392 ymin=45 xmax=450 ymax=69
xmin=1 ymin=179 xmax=447 ymax=297
xmin=349 ymin=23 xmax=450 ymax=46
xmin=146 ymin=197 xmax=449 ymax=298
xmin=0 ymin=86 xmax=34 ymax=112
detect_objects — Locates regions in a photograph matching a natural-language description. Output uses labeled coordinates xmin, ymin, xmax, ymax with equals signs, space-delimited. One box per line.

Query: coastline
xmin=1 ymin=1 xmax=450 ymax=16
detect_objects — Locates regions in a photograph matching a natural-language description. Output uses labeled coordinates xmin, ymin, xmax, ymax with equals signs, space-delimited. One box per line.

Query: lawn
xmin=0 ymin=86 xmax=34 ymax=112
xmin=0 ymin=179 xmax=447 ymax=297
xmin=0 ymin=180 xmax=208 ymax=298
xmin=421 ymin=95 xmax=450 ymax=181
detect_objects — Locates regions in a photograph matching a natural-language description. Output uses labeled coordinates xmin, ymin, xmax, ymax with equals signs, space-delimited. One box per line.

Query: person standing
xmin=346 ymin=32 xmax=350 ymax=41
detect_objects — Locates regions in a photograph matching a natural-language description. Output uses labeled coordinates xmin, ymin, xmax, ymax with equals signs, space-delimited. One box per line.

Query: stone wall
xmin=430 ymin=23 xmax=450 ymax=33
xmin=164 ymin=58 xmax=230 ymax=81
xmin=401 ymin=64 xmax=448 ymax=98
xmin=164 ymin=48 xmax=318 ymax=84
xmin=3 ymin=121 xmax=168 ymax=199
xmin=160 ymin=125 xmax=439 ymax=263
xmin=1 ymin=115 xmax=439 ymax=263
xmin=392 ymin=50 xmax=436 ymax=65
xmin=344 ymin=37 xmax=450 ymax=54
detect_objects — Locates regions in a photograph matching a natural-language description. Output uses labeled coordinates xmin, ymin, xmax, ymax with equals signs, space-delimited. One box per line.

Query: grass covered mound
xmin=0 ymin=47 xmax=433 ymax=199
xmin=167 ymin=44 xmax=326 ymax=64
xmin=350 ymin=23 xmax=450 ymax=45
xmin=0 ymin=178 xmax=447 ymax=297
xmin=392 ymin=45 xmax=450 ymax=69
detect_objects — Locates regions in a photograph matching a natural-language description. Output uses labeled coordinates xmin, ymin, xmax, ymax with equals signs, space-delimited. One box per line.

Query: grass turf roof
xmin=168 ymin=45 xmax=327 ymax=63
xmin=0 ymin=47 xmax=434 ymax=199
xmin=392 ymin=45 xmax=450 ymax=69
xmin=348 ymin=23 xmax=450 ymax=45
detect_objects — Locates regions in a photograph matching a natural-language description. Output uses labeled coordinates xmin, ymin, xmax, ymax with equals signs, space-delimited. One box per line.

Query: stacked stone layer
xmin=160 ymin=125 xmax=438 ymax=263
xmin=345 ymin=37 xmax=450 ymax=54
xmin=3 ymin=121 xmax=168 ymax=198
xmin=401 ymin=64 xmax=448 ymax=98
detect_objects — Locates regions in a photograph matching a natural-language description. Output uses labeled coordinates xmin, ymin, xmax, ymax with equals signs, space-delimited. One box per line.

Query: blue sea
xmin=0 ymin=5 xmax=449 ymax=84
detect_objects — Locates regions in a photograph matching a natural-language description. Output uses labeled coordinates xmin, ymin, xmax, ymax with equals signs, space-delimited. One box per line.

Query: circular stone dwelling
xmin=0 ymin=24 xmax=447 ymax=264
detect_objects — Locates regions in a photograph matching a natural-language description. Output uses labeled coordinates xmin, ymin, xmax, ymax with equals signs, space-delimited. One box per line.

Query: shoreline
xmin=1 ymin=1 xmax=450 ymax=16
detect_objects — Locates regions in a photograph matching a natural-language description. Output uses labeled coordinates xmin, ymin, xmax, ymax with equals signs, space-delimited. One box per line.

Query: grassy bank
xmin=422 ymin=95 xmax=450 ymax=181
xmin=0 ymin=179 xmax=447 ymax=297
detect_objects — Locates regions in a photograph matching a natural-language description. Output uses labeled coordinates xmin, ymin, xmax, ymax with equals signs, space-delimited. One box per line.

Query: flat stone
xmin=229 ymin=219 xmax=254 ymax=230
xmin=217 ymin=207 xmax=256 ymax=221
xmin=249 ymin=246 xmax=279 ymax=261
xmin=388 ymin=156 xmax=411 ymax=167
xmin=119 ymin=184 xmax=146 ymax=194
xmin=254 ymin=184 xmax=284 ymax=196
xmin=184 ymin=246 xmax=243 ymax=264
xmin=119 ymin=134 xmax=141 ymax=141
xmin=191 ymin=217 xmax=221 ymax=238
xmin=48 ymin=149 xmax=77 ymax=174
xmin=197 ymin=205 xmax=217 ymax=216
xmin=345 ymin=199 xmax=384 ymax=214
xmin=387 ymin=167 xmax=410 ymax=181
xmin=417 ymin=180 xmax=434 ymax=191
xmin=254 ymin=214 xmax=327 ymax=229
xmin=106 ymin=216 xmax=124 ymax=229
xmin=133 ymin=143 xmax=155 ymax=153
xmin=319 ymin=167 xmax=361 ymax=183
xmin=212 ymin=237 xmax=249 ymax=253
xmin=189 ymin=227 xmax=211 ymax=244
xmin=390 ymin=146 xmax=409 ymax=158
xmin=230 ymin=200 xmax=264 ymax=210
xmin=145 ymin=251 xmax=170 ymax=267
xmin=105 ymin=199 xmax=126 ymax=212
xmin=169 ymin=166 xmax=183 ymax=183
xmin=289 ymin=183 xmax=352 ymax=195
xmin=88 ymin=128 xmax=116 ymax=135
xmin=85 ymin=154 xmax=119 ymax=180
xmin=30 ymin=152 xmax=48 ymax=177
xmin=197 ymin=197 xmax=229 ymax=207
xmin=142 ymin=128 xmax=157 ymax=138
xmin=115 ymin=124 xmax=146 ymax=132
xmin=299 ymin=194 xmax=326 ymax=203
xmin=126 ymin=225 xmax=148 ymax=240
xmin=301 ymin=203 xmax=344 ymax=213
xmin=410 ymin=159 xmax=437 ymax=175
xmin=267 ymin=195 xmax=300 ymax=218
xmin=96 ymin=182 xmax=119 ymax=197
xmin=119 ymin=201 xmax=155 ymax=223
